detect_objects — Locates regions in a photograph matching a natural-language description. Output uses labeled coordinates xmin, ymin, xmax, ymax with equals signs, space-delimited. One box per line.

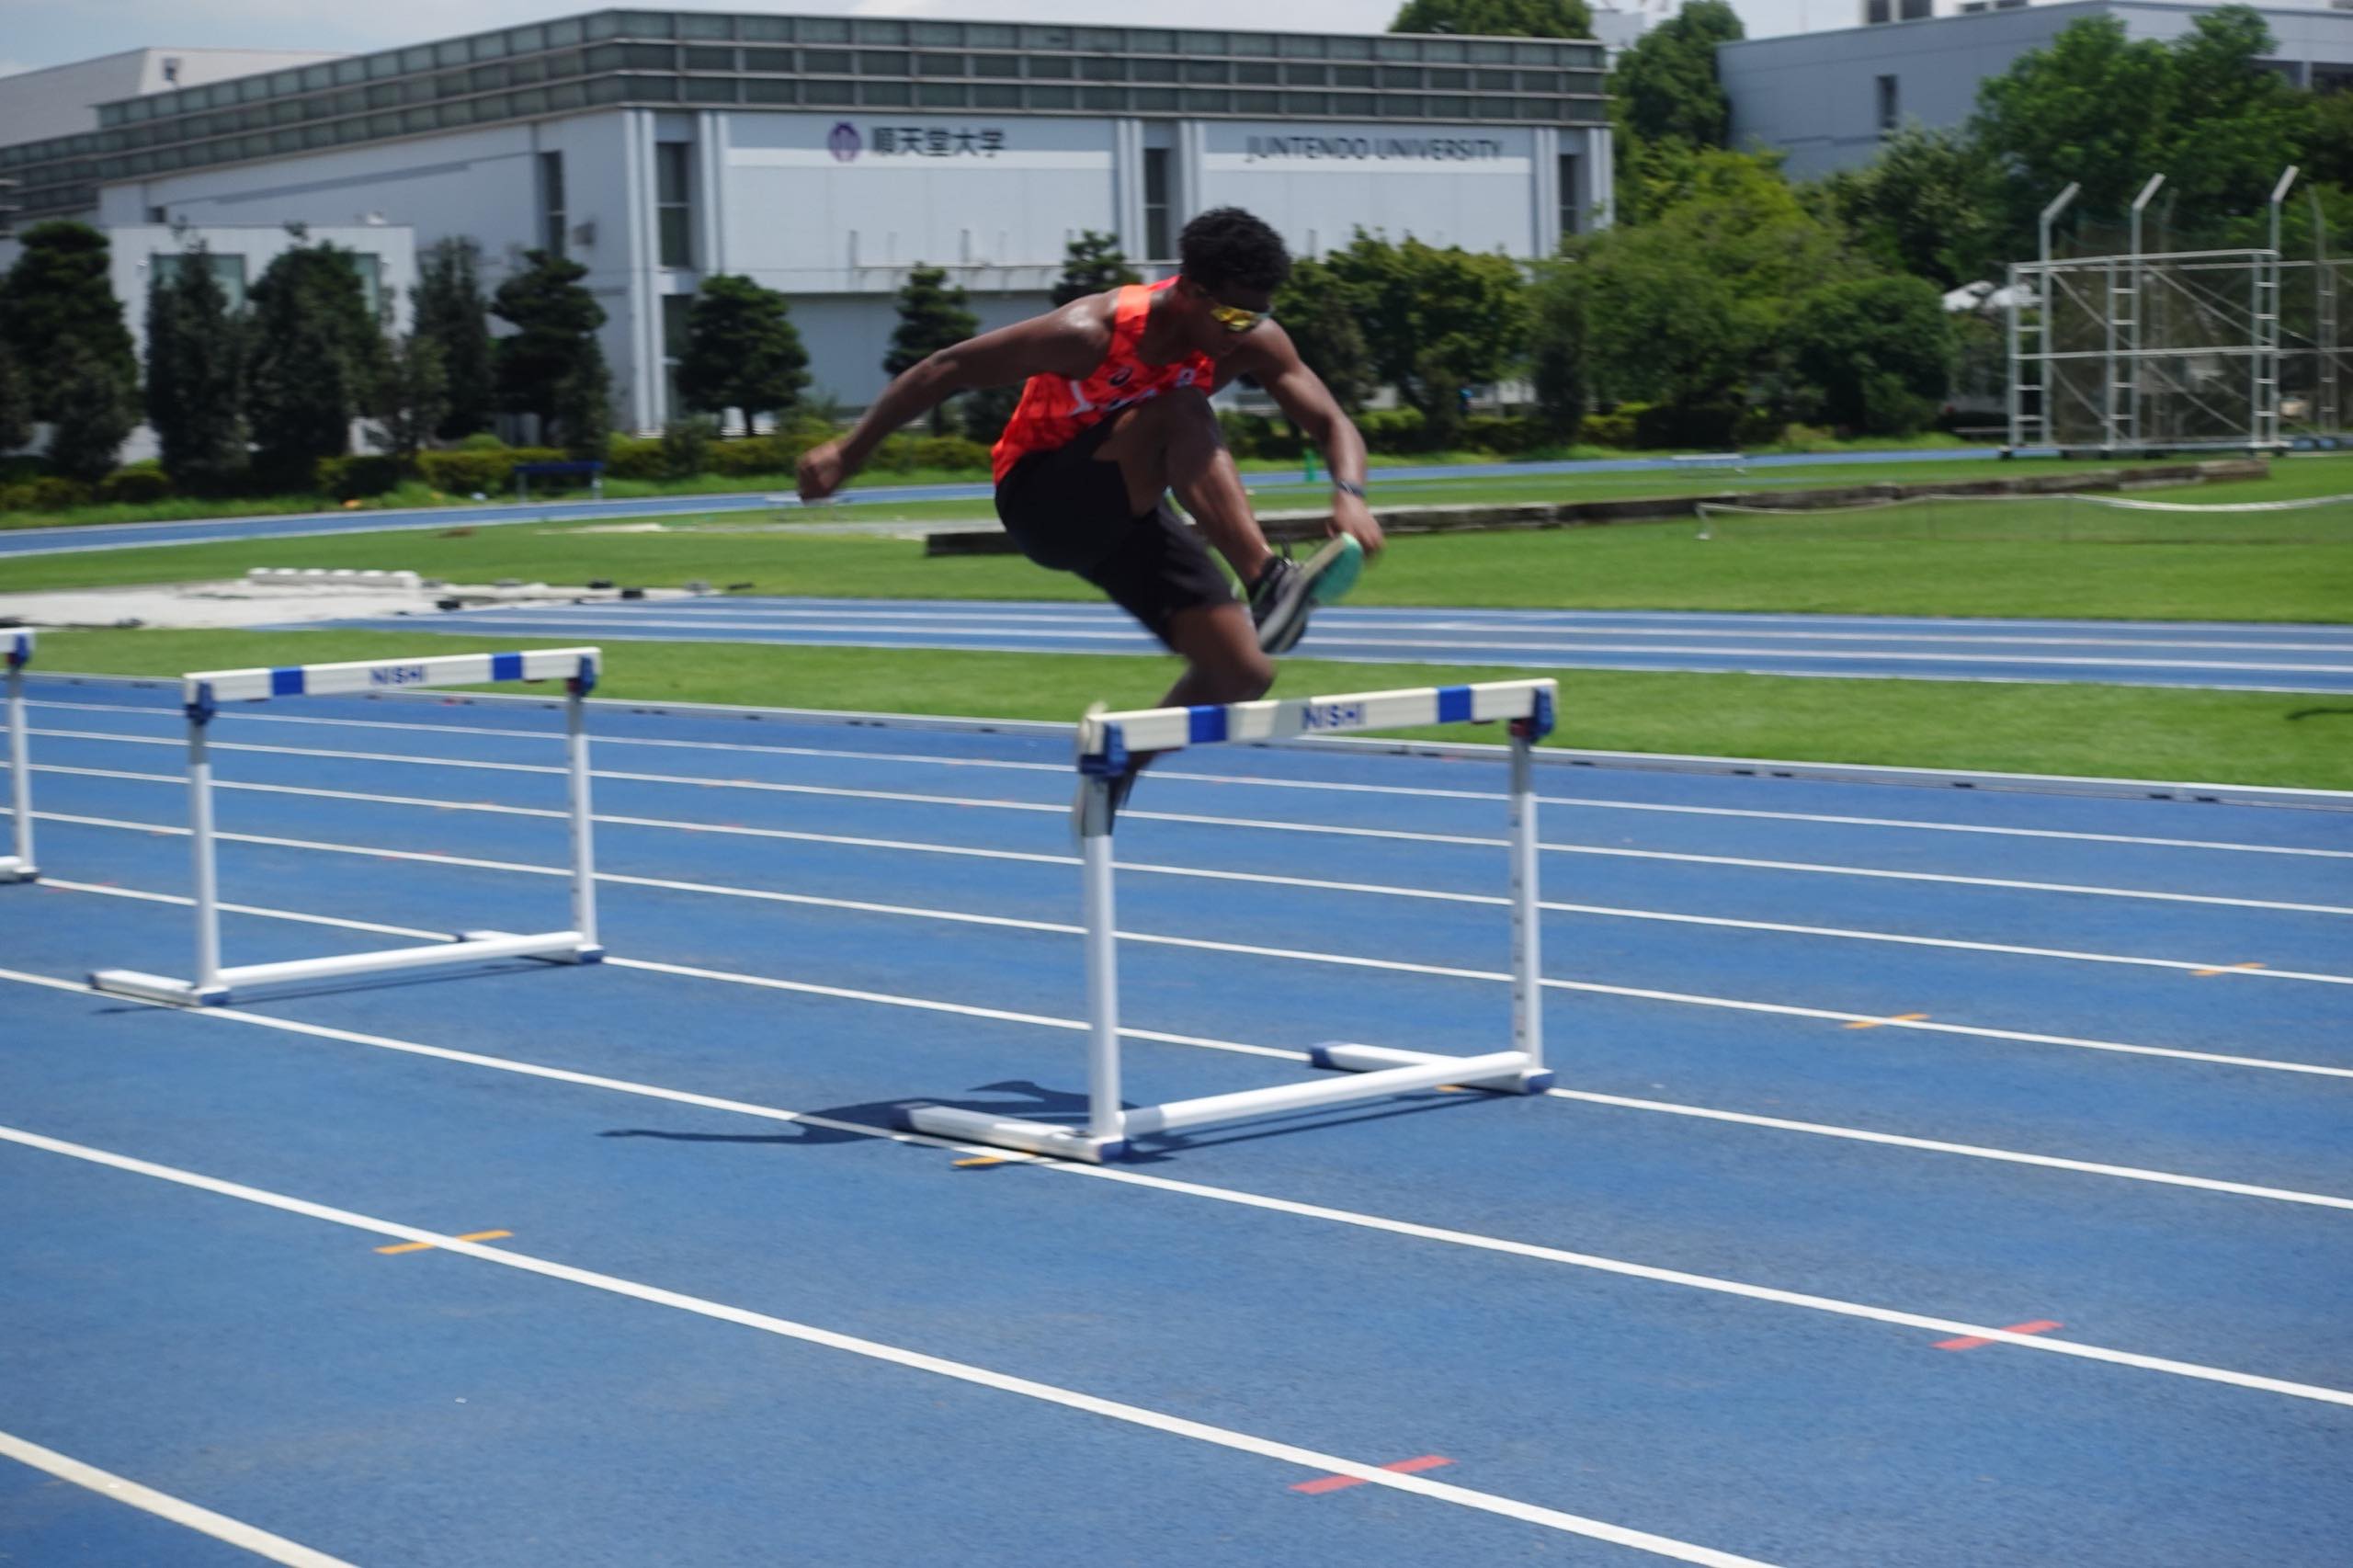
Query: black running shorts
xmin=994 ymin=417 xmax=1235 ymax=649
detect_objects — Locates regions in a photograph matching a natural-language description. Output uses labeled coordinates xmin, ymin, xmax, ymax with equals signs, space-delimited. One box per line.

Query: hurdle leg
xmin=565 ymin=685 xmax=602 ymax=958
xmin=3 ymin=662 xmax=32 ymax=880
xmin=1079 ymin=779 xmax=1125 ymax=1147
xmin=188 ymin=716 xmax=226 ymax=1002
xmin=1509 ymin=726 xmax=1544 ymax=1081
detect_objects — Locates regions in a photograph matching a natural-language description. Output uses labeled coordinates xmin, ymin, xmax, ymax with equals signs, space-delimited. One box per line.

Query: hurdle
xmin=91 ymin=646 xmax=604 ymax=1006
xmin=1 ymin=629 xmax=34 ymax=883
xmin=903 ymin=677 xmax=1557 ymax=1163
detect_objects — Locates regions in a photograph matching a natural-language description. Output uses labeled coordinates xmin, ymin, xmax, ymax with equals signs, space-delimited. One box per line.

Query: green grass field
xmin=15 ymin=450 xmax=2350 ymax=789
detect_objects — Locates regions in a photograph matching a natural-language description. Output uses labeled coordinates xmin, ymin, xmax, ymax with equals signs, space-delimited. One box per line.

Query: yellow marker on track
xmin=376 ymin=1229 xmax=511 ymax=1256
xmin=1844 ymin=1012 xmax=1930 ymax=1031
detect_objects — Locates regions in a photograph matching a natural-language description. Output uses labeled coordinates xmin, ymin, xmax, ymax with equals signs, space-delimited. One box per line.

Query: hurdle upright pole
xmin=1508 ymin=723 xmax=1543 ymax=1074
xmin=187 ymin=707 xmax=224 ymax=998
xmin=6 ymin=655 xmax=31 ymax=875
xmin=1079 ymin=779 xmax=1124 ymax=1144
xmin=565 ymin=675 xmax=598 ymax=949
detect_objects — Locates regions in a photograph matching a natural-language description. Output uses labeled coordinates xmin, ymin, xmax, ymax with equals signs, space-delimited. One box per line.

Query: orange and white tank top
xmin=991 ymin=278 xmax=1218 ymax=483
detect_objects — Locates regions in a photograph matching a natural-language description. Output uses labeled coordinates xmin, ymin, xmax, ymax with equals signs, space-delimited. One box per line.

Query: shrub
xmin=603 ymin=435 xmax=666 ymax=481
xmin=659 ymin=415 xmax=717 ymax=479
xmin=416 ymin=445 xmax=565 ymax=494
xmin=705 ymin=436 xmax=790 ymax=477
xmin=96 ymin=460 xmax=175 ymax=504
xmin=1354 ymin=408 xmax=1428 ymax=454
xmin=314 ymin=454 xmax=405 ymax=499
xmin=1582 ymin=405 xmax=1642 ymax=448
xmin=1460 ymin=414 xmax=1541 ymax=455
xmin=22 ymin=476 xmax=94 ymax=511
xmin=901 ymin=435 xmax=992 ymax=472
xmin=0 ymin=484 xmax=36 ymax=513
xmin=1634 ymin=399 xmax=1744 ymax=450
xmin=456 ymin=431 xmax=508 ymax=451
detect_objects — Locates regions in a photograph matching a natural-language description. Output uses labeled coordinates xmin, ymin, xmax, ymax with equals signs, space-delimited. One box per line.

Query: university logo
xmin=826 ymin=121 xmax=862 ymax=163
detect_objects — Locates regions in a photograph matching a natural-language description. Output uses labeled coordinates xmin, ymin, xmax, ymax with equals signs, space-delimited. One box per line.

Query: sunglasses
xmin=1203 ymin=297 xmax=1272 ymax=335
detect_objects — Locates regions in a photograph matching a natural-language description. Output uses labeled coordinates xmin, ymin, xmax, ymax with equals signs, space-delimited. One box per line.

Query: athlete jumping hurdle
xmin=797 ymin=207 xmax=1381 ymax=823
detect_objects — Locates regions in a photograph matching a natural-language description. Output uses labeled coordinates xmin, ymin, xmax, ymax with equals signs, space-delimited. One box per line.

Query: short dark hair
xmin=1178 ymin=207 xmax=1290 ymax=295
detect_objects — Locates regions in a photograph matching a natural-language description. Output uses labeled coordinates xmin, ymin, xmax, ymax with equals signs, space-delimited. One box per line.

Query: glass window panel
xmin=911 ymin=21 xmax=962 ymax=45
xmin=1333 ymin=37 xmax=1373 ymax=59
xmin=1428 ymin=68 xmax=1468 ymax=88
xmin=549 ymin=18 xmax=584 ymax=45
xmin=1235 ymin=61 xmax=1277 ymax=84
xmin=270 ymin=99 xmax=302 ymax=124
xmin=1028 ymin=84 xmax=1075 ymax=108
xmin=404 ymin=107 xmax=436 ymax=132
xmin=741 ymin=17 xmax=791 ymax=41
xmin=970 ymin=54 xmax=1019 ymax=77
xmin=1518 ymin=97 xmax=1552 ymax=119
xmin=1184 ymin=31 xmax=1230 ymax=52
xmin=685 ymin=77 xmax=734 ymax=103
xmin=1468 ymin=42 xmax=1511 ymax=62
xmin=587 ymin=14 xmax=620 ymax=40
xmin=1133 ymin=59 xmax=1176 ymax=82
xmin=510 ymin=56 xmax=547 ymax=85
xmin=1381 ymin=66 xmax=1422 ymax=87
xmin=1381 ymin=94 xmax=1427 ymax=117
xmin=745 ymin=79 xmax=796 ymax=104
xmin=1074 ymin=28 xmax=1121 ymax=50
xmin=1280 ymin=36 xmax=1325 ymax=58
xmin=442 ymin=98 xmax=477 ymax=125
xmin=744 ymin=49 xmax=791 ymax=71
xmin=1185 ymin=60 xmax=1228 ymax=83
xmin=621 ymin=76 xmax=678 ymax=101
xmin=853 ymin=18 xmax=907 ymax=43
xmin=237 ymin=105 xmax=267 ymax=129
xmin=1083 ymin=57 xmax=1127 ymax=81
xmin=303 ymin=125 xmax=335 ymax=148
xmin=1425 ymin=40 xmax=1466 ymax=62
xmin=549 ymin=81 xmax=587 ymax=108
xmin=654 ymin=142 xmax=686 ymax=204
xmin=918 ymin=82 xmax=968 ymax=107
xmin=472 ymin=65 xmax=509 ymax=91
xmin=475 ymin=93 xmax=512 ymax=118
xmin=474 ymin=32 xmax=508 ymax=59
xmin=1426 ymin=94 xmax=1469 ymax=117
xmin=1476 ymin=69 xmax=1517 ymax=92
xmin=968 ymin=24 xmax=1016 ymax=48
xmin=302 ymin=95 xmax=333 ymax=119
xmin=1514 ymin=42 xmax=1552 ymax=64
xmin=918 ymin=53 xmax=965 ymax=75
xmin=1022 ymin=26 xmax=1072 ymax=49
xmin=858 ymin=51 xmax=911 ymax=74
xmin=802 ymin=50 xmax=851 ymax=73
xmin=233 ymin=78 xmax=264 ymax=103
xmin=1283 ymin=63 xmax=1327 ymax=85
xmin=1473 ymin=97 xmax=1513 ymax=118
xmin=436 ymin=40 xmax=469 ymax=66
xmin=369 ymin=112 xmax=404 ymax=136
xmin=973 ymin=82 xmax=1020 ymax=108
xmin=859 ymin=80 xmax=911 ymax=105
xmin=126 ymin=99 xmax=153 ymax=121
xmin=1519 ymin=71 xmax=1562 ymax=92
xmin=585 ymin=76 xmax=628 ymax=105
xmin=512 ymin=87 xmax=549 ymax=113
xmin=679 ymin=14 xmax=732 ymax=39
xmin=616 ymin=12 xmax=674 ymax=38
xmin=1232 ymin=34 xmax=1275 ymax=56
xmin=1284 ymin=91 xmax=1328 ymax=114
xmin=623 ymin=44 xmax=674 ymax=68
xmin=1235 ymin=89 xmax=1279 ymax=111
xmin=1332 ymin=93 xmax=1375 ymax=114
xmin=411 ymin=77 xmax=445 ymax=103
xmin=513 ymin=25 xmax=545 ymax=51
xmin=803 ymin=78 xmax=853 ymax=105
xmin=1133 ymin=86 xmax=1176 ymax=111
xmin=801 ymin=17 xmax=850 ymax=43
xmin=1334 ymin=65 xmax=1373 ymax=86
xmin=585 ymin=45 xmax=627 ymax=72
xmin=1081 ymin=85 xmax=1123 ymax=110
xmin=271 ymin=127 xmax=302 ymax=152
xmin=683 ymin=47 xmax=733 ymax=71
xmin=1028 ymin=56 xmax=1074 ymax=79
xmin=1129 ymin=29 xmax=1176 ymax=52
xmin=301 ymin=65 xmax=332 ymax=90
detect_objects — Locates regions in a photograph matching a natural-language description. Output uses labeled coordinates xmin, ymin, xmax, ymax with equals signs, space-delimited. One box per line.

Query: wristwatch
xmin=1332 ymin=478 xmax=1367 ymax=500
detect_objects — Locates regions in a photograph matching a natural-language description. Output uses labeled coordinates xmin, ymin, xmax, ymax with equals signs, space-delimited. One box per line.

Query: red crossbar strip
xmin=1937 ymin=1319 xmax=2063 ymax=1352
xmin=1291 ymin=1455 xmax=1454 ymax=1494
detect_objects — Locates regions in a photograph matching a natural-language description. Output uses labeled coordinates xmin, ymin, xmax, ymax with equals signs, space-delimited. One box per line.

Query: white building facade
xmin=0 ymin=10 xmax=1613 ymax=431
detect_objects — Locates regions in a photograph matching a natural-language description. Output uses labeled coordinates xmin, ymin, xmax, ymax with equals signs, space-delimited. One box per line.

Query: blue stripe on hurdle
xmin=491 ymin=652 xmax=525 ymax=683
xmin=269 ymin=667 xmax=306 ymax=698
xmin=1436 ymin=685 xmax=1473 ymax=724
xmin=1188 ymin=705 xmax=1230 ymax=745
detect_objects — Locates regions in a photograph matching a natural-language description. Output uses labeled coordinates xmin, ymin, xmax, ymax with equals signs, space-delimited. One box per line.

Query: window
xmin=1143 ymin=147 xmax=1170 ymax=261
xmin=150 ymin=250 xmax=248 ymax=311
xmin=662 ymin=292 xmax=692 ymax=415
xmin=1558 ymin=153 xmax=1581 ymax=240
xmin=1876 ymin=74 xmax=1899 ymax=134
xmin=1902 ymin=0 xmax=1933 ymax=16
xmin=1866 ymin=0 xmax=1892 ymax=22
xmin=540 ymin=151 xmax=566 ymax=256
xmin=345 ymin=253 xmax=383 ymax=321
xmin=656 ymin=141 xmax=693 ymax=268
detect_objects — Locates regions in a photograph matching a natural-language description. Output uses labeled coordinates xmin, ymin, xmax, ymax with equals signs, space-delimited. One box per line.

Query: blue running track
xmin=3 ymin=676 xmax=2349 ymax=1566
xmin=289 ymin=595 xmax=2353 ymax=693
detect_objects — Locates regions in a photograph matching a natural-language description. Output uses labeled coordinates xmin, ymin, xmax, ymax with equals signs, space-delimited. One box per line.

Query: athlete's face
xmin=1181 ymin=277 xmax=1275 ymax=361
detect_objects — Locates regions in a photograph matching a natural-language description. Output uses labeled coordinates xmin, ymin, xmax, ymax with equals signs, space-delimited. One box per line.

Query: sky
xmin=0 ymin=0 xmax=1824 ymax=79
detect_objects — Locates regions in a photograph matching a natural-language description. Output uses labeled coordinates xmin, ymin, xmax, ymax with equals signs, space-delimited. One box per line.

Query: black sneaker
xmin=1249 ymin=553 xmax=1313 ymax=655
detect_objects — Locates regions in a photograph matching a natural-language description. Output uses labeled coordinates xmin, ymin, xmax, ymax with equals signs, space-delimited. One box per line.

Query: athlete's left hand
xmin=1331 ymin=490 xmax=1384 ymax=558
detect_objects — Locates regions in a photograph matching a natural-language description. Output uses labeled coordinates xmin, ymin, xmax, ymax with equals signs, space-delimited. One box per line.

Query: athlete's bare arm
xmin=1229 ymin=324 xmax=1383 ymax=556
xmin=798 ymin=300 xmax=1113 ymax=501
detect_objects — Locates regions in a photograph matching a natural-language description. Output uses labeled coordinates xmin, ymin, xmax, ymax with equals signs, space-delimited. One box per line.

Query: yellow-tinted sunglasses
xmin=1206 ymin=300 xmax=1272 ymax=335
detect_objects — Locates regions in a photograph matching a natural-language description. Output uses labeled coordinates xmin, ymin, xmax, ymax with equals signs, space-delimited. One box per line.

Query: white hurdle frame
xmin=0 ymin=630 xmax=34 ymax=883
xmin=903 ymin=677 xmax=1558 ymax=1162
xmin=91 ymin=646 xmax=604 ymax=1006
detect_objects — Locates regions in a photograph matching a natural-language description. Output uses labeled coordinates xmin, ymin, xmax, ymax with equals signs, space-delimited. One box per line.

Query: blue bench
xmin=514 ymin=460 xmax=605 ymax=501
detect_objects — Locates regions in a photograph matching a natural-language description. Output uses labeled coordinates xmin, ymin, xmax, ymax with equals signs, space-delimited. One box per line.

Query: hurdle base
xmin=0 ymin=857 xmax=36 ymax=884
xmin=899 ymin=1106 xmax=1128 ymax=1165
xmin=1310 ymin=1041 xmax=1553 ymax=1095
xmin=92 ymin=929 xmax=596 ymax=1007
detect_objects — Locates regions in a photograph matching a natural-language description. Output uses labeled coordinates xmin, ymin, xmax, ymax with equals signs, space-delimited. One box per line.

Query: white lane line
xmin=34 ymin=699 xmax=2351 ymax=860
xmin=35 ymin=813 xmax=2353 ymax=1080
xmin=11 ymin=973 xmax=2353 ymax=1418
xmin=0 ymin=1428 xmax=358 ymax=1568
xmin=30 ymin=728 xmax=2349 ymax=915
xmin=24 ymin=896 xmax=2353 ymax=1214
xmin=0 ymin=1124 xmax=1780 ymax=1567
xmin=34 ymin=763 xmax=2353 ymax=987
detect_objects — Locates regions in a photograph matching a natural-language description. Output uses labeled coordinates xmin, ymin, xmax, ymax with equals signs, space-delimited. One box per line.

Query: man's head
xmin=1173 ymin=207 xmax=1290 ymax=359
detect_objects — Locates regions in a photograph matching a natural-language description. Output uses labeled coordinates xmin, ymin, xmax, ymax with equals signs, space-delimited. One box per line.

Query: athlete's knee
xmin=1204 ymin=646 xmax=1274 ymax=703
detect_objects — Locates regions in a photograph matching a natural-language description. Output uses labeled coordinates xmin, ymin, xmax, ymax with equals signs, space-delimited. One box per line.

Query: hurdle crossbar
xmin=91 ymin=647 xmax=604 ymax=1006
xmin=903 ymin=678 xmax=1556 ymax=1163
xmin=1 ymin=630 xmax=34 ymax=883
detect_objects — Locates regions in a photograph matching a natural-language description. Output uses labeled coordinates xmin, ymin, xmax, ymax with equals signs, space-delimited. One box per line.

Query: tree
xmin=960 ymin=384 xmax=1021 ymax=446
xmin=1320 ymin=233 xmax=1526 ymax=443
xmin=491 ymin=248 xmax=611 ymax=453
xmin=885 ymin=265 xmax=980 ymax=435
xmin=1817 ymin=126 xmax=2006 ymax=289
xmin=368 ymin=331 xmax=449 ymax=463
xmin=1780 ymin=275 xmax=1953 ymax=436
xmin=1524 ymin=257 xmax=1589 ymax=444
xmin=244 ymin=244 xmax=383 ymax=483
xmin=1609 ymin=0 xmax=1743 ymax=151
xmin=0 ymin=222 xmax=140 ymax=424
xmin=0 ymin=339 xmax=31 ymax=456
xmin=1271 ymin=257 xmax=1373 ymax=415
xmin=1390 ymin=0 xmax=1592 ymax=40
xmin=1972 ymin=8 xmax=2312 ymax=257
xmin=1051 ymin=231 xmax=1143 ymax=307
xmin=415 ymin=237 xmax=495 ymax=440
xmin=144 ymin=246 xmax=248 ymax=491
xmin=45 ymin=341 xmax=141 ymax=482
xmin=2310 ymin=88 xmax=2353 ymax=190
xmin=676 ymin=274 xmax=811 ymax=437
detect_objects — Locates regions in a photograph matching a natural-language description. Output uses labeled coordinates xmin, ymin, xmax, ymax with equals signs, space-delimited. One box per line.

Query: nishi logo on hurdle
xmin=1 ymin=629 xmax=35 ymax=883
xmin=902 ymin=676 xmax=1558 ymax=1164
xmin=90 ymin=646 xmax=606 ymax=1006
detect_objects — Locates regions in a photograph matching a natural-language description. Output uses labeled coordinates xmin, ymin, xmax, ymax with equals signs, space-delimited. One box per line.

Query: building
xmin=1722 ymin=0 xmax=2353 ymax=181
xmin=0 ymin=9 xmax=1614 ymax=433
xmin=0 ymin=48 xmax=347 ymax=148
